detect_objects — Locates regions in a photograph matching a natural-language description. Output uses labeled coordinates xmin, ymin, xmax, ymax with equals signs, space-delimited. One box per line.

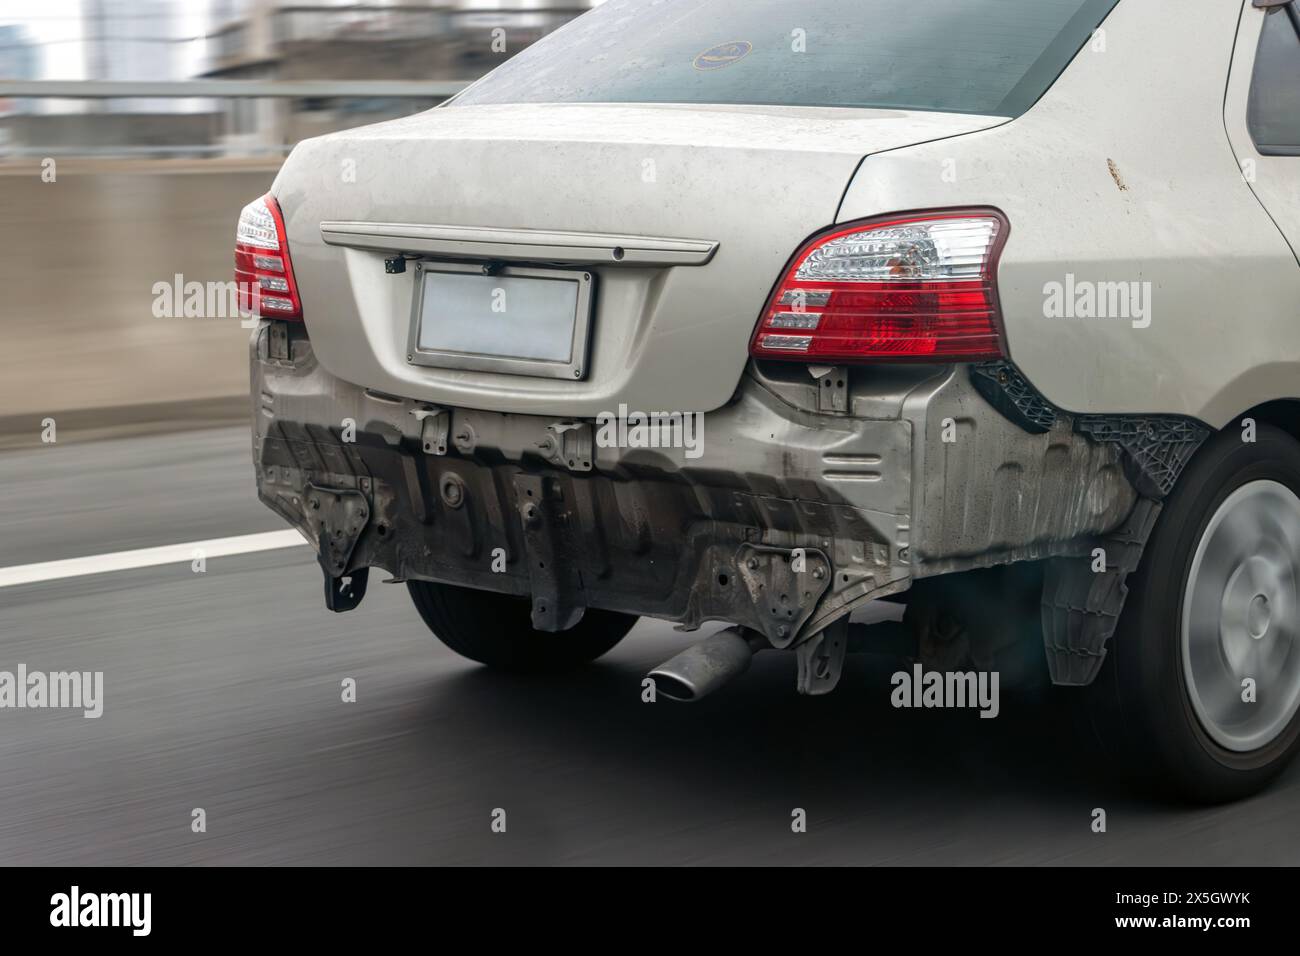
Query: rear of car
xmin=244 ymin=0 xmax=1300 ymax=802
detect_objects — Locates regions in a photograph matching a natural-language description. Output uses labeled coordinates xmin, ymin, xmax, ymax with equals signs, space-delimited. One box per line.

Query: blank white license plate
xmin=406 ymin=262 xmax=593 ymax=380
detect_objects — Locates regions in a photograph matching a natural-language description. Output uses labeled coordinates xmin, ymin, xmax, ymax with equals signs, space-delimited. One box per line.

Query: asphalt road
xmin=1 ymin=427 xmax=1298 ymax=865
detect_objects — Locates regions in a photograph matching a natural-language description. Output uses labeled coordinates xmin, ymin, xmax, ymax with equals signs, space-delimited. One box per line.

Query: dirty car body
xmin=246 ymin=0 xmax=1300 ymax=800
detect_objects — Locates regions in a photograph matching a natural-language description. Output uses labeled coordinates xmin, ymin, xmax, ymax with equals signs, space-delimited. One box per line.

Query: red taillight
xmin=750 ymin=209 xmax=1008 ymax=363
xmin=235 ymin=193 xmax=303 ymax=321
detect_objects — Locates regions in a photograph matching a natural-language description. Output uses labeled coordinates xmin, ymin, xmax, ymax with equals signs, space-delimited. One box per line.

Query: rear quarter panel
xmin=838 ymin=0 xmax=1300 ymax=429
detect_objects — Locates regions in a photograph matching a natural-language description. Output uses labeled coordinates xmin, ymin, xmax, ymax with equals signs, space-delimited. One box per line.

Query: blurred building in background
xmin=0 ymin=23 xmax=39 ymax=119
xmin=0 ymin=0 xmax=601 ymax=158
xmin=2 ymin=0 xmax=218 ymax=155
xmin=201 ymin=0 xmax=597 ymax=154
xmin=83 ymin=0 xmax=182 ymax=111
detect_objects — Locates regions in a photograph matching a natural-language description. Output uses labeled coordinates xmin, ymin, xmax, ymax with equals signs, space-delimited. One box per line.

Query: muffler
xmin=647 ymin=627 xmax=765 ymax=702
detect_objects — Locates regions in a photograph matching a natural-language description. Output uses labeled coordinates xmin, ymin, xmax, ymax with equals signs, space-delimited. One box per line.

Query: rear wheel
xmin=407 ymin=580 xmax=637 ymax=672
xmin=1082 ymin=424 xmax=1300 ymax=802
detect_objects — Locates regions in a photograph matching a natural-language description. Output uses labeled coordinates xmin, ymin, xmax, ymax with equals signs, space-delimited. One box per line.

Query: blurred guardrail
xmin=0 ymin=79 xmax=468 ymax=448
xmin=0 ymin=156 xmax=283 ymax=447
xmin=0 ymin=80 xmax=470 ymax=160
xmin=0 ymin=80 xmax=470 ymax=99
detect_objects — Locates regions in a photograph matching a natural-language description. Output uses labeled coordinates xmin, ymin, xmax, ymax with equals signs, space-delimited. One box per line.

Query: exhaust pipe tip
xmin=647 ymin=627 xmax=760 ymax=702
xmin=645 ymin=669 xmax=702 ymax=703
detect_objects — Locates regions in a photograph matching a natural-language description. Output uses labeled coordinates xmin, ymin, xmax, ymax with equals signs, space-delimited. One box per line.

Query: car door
xmin=1225 ymin=0 xmax=1300 ymax=259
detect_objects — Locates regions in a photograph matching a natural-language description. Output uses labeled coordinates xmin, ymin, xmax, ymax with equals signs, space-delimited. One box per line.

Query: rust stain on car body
xmin=1107 ymin=158 xmax=1129 ymax=192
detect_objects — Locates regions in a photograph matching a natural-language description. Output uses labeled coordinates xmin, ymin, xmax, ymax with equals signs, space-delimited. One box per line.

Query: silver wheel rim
xmin=1181 ymin=479 xmax=1300 ymax=752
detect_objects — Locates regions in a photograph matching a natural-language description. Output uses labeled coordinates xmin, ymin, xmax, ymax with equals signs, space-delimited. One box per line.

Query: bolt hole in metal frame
xmin=404 ymin=259 xmax=595 ymax=381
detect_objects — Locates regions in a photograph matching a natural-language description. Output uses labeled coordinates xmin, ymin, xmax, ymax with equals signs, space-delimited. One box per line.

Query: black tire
xmin=407 ymin=580 xmax=637 ymax=672
xmin=1081 ymin=423 xmax=1300 ymax=802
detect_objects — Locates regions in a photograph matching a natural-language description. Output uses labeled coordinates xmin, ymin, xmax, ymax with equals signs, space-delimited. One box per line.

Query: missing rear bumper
xmin=251 ymin=322 xmax=1143 ymax=652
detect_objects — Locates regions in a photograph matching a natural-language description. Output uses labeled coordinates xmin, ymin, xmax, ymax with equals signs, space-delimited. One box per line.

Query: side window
xmin=1248 ymin=6 xmax=1300 ymax=156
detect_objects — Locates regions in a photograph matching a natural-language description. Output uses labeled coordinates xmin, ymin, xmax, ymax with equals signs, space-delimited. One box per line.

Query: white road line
xmin=0 ymin=530 xmax=309 ymax=588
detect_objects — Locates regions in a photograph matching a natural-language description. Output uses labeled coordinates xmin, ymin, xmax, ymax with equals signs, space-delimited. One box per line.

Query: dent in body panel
xmin=909 ymin=369 xmax=1138 ymax=573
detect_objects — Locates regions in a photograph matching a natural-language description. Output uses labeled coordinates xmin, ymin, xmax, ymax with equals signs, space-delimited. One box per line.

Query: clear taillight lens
xmin=750 ymin=210 xmax=1008 ymax=363
xmin=235 ymin=194 xmax=303 ymax=321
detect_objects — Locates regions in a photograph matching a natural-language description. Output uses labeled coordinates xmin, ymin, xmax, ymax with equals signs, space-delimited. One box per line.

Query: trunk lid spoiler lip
xmin=320 ymin=221 xmax=719 ymax=267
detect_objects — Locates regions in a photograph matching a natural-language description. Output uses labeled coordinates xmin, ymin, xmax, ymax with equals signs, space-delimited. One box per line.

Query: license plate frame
xmin=405 ymin=260 xmax=594 ymax=381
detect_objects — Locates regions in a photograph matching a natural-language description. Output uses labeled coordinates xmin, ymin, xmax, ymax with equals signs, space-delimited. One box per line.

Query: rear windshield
xmin=452 ymin=0 xmax=1120 ymax=117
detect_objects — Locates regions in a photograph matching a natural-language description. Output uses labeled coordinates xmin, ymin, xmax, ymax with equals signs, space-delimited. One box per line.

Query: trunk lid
xmin=273 ymin=102 xmax=1005 ymax=416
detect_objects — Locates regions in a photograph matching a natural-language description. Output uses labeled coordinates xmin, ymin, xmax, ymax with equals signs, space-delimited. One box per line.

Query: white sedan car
xmin=239 ymin=0 xmax=1300 ymax=801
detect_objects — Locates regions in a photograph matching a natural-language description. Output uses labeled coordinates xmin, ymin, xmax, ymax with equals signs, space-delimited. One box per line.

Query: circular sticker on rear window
xmin=693 ymin=40 xmax=752 ymax=71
